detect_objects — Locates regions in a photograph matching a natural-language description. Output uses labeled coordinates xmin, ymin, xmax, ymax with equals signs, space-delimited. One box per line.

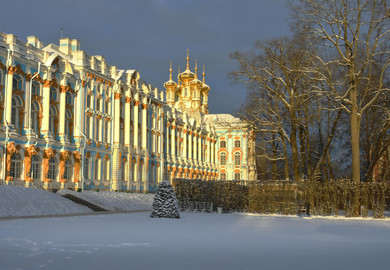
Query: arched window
xmin=12 ymin=74 xmax=23 ymax=90
xmin=10 ymin=152 xmax=22 ymax=179
xmin=235 ymin=140 xmax=241 ymax=148
xmin=32 ymin=82 xmax=40 ymax=96
xmin=103 ymin=159 xmax=109 ymax=181
xmin=85 ymin=116 xmax=91 ymax=138
xmin=220 ymin=152 xmax=226 ymax=165
xmin=48 ymin=157 xmax=57 ymax=181
xmin=49 ymin=105 xmax=57 ymax=136
xmin=11 ymin=96 xmax=23 ymax=131
xmin=66 ymin=92 xmax=72 ymax=105
xmin=121 ymin=160 xmax=126 ymax=182
xmin=31 ymin=155 xmax=41 ymax=180
xmin=64 ymin=159 xmax=73 ymax=181
xmin=31 ymin=101 xmax=40 ymax=133
xmin=94 ymin=158 xmax=100 ymax=180
xmin=96 ymin=98 xmax=101 ymax=112
xmin=86 ymin=94 xmax=91 ymax=108
xmin=234 ymin=173 xmax=240 ymax=180
xmin=220 ymin=173 xmax=226 ymax=180
xmin=50 ymin=87 xmax=57 ymax=101
xmin=65 ymin=109 xmax=72 ymax=139
xmin=84 ymin=157 xmax=90 ymax=179
xmin=234 ymin=152 xmax=241 ymax=166
xmin=104 ymin=100 xmax=109 ymax=114
xmin=96 ymin=119 xmax=101 ymax=141
xmin=220 ymin=141 xmax=226 ymax=148
xmin=104 ymin=121 xmax=109 ymax=143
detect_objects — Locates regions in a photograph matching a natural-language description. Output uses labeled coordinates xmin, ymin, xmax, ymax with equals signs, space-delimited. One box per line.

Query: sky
xmin=0 ymin=0 xmax=291 ymax=114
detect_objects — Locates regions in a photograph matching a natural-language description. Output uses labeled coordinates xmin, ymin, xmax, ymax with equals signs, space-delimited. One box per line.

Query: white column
xmin=133 ymin=99 xmax=139 ymax=149
xmin=41 ymin=79 xmax=51 ymax=134
xmin=24 ymin=76 xmax=31 ymax=130
xmin=4 ymin=69 xmax=14 ymax=125
xmin=125 ymin=96 xmax=131 ymax=147
xmin=58 ymin=86 xmax=67 ymax=138
xmin=183 ymin=129 xmax=187 ymax=160
xmin=193 ymin=133 xmax=197 ymax=162
xmin=171 ymin=124 xmax=176 ymax=158
xmin=111 ymin=92 xmax=122 ymax=191
xmin=188 ymin=131 xmax=192 ymax=161
xmin=198 ymin=134 xmax=202 ymax=163
xmin=207 ymin=137 xmax=211 ymax=164
xmin=141 ymin=100 xmax=148 ymax=150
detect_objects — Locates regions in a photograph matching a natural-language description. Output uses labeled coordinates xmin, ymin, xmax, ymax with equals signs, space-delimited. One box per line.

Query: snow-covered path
xmin=1 ymin=212 xmax=390 ymax=270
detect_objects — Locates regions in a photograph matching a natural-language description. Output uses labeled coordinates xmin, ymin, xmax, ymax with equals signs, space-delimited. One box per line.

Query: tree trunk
xmin=281 ymin=135 xmax=289 ymax=180
xmin=350 ymin=88 xmax=361 ymax=183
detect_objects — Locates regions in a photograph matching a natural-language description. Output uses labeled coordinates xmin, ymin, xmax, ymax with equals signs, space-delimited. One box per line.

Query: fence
xmin=172 ymin=179 xmax=390 ymax=218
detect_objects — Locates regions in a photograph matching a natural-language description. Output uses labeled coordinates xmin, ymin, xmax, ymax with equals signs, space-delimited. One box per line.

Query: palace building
xmin=0 ymin=32 xmax=256 ymax=192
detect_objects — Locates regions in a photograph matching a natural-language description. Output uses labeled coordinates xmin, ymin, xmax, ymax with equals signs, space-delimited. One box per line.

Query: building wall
xmin=0 ymin=32 xmax=255 ymax=193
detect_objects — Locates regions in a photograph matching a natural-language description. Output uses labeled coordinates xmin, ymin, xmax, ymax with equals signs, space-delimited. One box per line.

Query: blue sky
xmin=1 ymin=0 xmax=291 ymax=114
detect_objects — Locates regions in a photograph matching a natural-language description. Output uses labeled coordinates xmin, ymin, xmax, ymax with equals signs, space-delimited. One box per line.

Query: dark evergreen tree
xmin=150 ymin=181 xmax=180 ymax=219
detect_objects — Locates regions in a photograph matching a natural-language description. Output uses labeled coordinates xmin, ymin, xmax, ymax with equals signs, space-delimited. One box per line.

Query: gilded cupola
xmin=201 ymin=65 xmax=210 ymax=92
xmin=190 ymin=60 xmax=202 ymax=88
xmin=178 ymin=49 xmax=195 ymax=83
xmin=163 ymin=61 xmax=177 ymax=89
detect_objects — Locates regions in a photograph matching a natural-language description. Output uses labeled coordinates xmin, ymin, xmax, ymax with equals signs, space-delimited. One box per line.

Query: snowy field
xmin=0 ymin=186 xmax=154 ymax=218
xmin=1 ymin=212 xmax=390 ymax=270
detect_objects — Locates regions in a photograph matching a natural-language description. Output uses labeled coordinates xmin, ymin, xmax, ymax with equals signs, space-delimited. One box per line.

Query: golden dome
xmin=201 ymin=65 xmax=210 ymax=92
xmin=178 ymin=49 xmax=195 ymax=83
xmin=163 ymin=61 xmax=177 ymax=88
xmin=190 ymin=60 xmax=202 ymax=87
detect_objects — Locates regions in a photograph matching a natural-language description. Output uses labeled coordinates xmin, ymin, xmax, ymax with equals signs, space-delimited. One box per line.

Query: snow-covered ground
xmin=1 ymin=212 xmax=390 ymax=270
xmin=57 ymin=189 xmax=155 ymax=212
xmin=0 ymin=185 xmax=91 ymax=217
xmin=0 ymin=185 xmax=154 ymax=218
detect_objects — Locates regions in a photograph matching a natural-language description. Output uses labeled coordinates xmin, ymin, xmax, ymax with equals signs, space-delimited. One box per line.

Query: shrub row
xmin=172 ymin=179 xmax=390 ymax=218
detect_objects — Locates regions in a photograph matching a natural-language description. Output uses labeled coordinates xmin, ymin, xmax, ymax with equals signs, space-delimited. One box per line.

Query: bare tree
xmin=293 ymin=0 xmax=390 ymax=183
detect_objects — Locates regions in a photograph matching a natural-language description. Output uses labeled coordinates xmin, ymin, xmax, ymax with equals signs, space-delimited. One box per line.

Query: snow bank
xmin=57 ymin=189 xmax=155 ymax=211
xmin=0 ymin=185 xmax=91 ymax=217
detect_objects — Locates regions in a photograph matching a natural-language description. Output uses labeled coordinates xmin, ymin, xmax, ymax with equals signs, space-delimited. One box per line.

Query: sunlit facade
xmin=0 ymin=32 xmax=256 ymax=192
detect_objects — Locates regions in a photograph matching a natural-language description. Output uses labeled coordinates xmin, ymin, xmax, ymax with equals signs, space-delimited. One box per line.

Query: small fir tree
xmin=150 ymin=181 xmax=180 ymax=219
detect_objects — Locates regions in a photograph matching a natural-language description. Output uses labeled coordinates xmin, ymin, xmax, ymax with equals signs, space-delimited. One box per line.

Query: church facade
xmin=0 ymin=32 xmax=256 ymax=192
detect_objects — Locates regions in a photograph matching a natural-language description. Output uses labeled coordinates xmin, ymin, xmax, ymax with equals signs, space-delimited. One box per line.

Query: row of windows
xmin=220 ymin=152 xmax=241 ymax=166
xmin=220 ymin=140 xmax=241 ymax=148
xmin=8 ymin=153 xmax=72 ymax=181
xmin=220 ymin=173 xmax=241 ymax=180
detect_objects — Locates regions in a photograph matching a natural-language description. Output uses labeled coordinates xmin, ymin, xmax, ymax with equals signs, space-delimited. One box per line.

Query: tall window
xmin=234 ymin=152 xmax=241 ymax=166
xmin=11 ymin=96 xmax=23 ymax=132
xmin=49 ymin=105 xmax=57 ymax=136
xmin=85 ymin=116 xmax=90 ymax=138
xmin=86 ymin=94 xmax=91 ymax=108
xmin=220 ymin=152 xmax=226 ymax=165
xmin=84 ymin=157 xmax=90 ymax=179
xmin=234 ymin=173 xmax=240 ymax=180
xmin=64 ymin=159 xmax=73 ymax=181
xmin=220 ymin=173 xmax=226 ymax=180
xmin=32 ymin=82 xmax=40 ymax=95
xmin=12 ymin=75 xmax=22 ymax=90
xmin=10 ymin=153 xmax=22 ymax=179
xmin=235 ymin=140 xmax=241 ymax=148
xmin=31 ymin=101 xmax=40 ymax=133
xmin=31 ymin=155 xmax=41 ymax=180
xmin=96 ymin=98 xmax=101 ymax=112
xmin=48 ymin=157 xmax=57 ymax=181
xmin=65 ymin=110 xmax=72 ymax=140
xmin=66 ymin=92 xmax=72 ymax=105
xmin=103 ymin=159 xmax=109 ymax=181
xmin=50 ymin=87 xmax=57 ymax=101
xmin=94 ymin=158 xmax=100 ymax=180
xmin=121 ymin=160 xmax=126 ymax=182
xmin=220 ymin=141 xmax=226 ymax=148
xmin=96 ymin=119 xmax=101 ymax=141
xmin=105 ymin=100 xmax=109 ymax=114
xmin=104 ymin=121 xmax=109 ymax=143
